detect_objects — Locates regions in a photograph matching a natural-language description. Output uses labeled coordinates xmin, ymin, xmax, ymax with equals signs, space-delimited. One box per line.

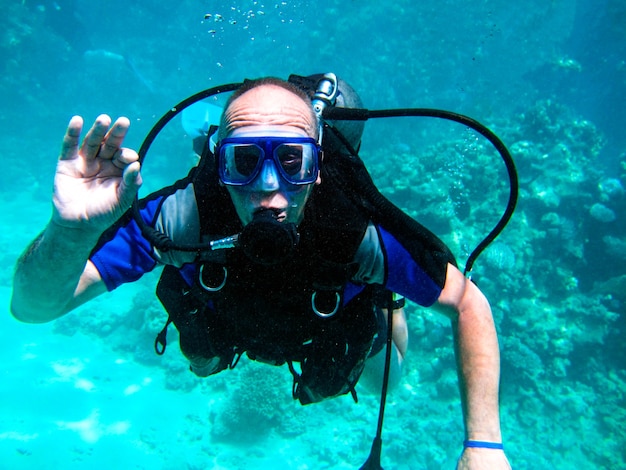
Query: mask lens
xmin=221 ymin=144 xmax=263 ymax=183
xmin=276 ymin=143 xmax=318 ymax=183
xmin=276 ymin=144 xmax=304 ymax=176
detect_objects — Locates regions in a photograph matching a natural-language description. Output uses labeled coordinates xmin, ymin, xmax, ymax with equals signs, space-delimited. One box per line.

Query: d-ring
xmin=311 ymin=291 xmax=340 ymax=318
xmin=198 ymin=265 xmax=227 ymax=292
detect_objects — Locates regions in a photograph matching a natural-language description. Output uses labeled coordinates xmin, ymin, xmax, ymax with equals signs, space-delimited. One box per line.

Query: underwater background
xmin=1 ymin=0 xmax=624 ymax=468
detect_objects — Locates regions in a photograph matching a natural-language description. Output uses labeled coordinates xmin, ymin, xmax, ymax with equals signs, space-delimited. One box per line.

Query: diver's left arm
xmin=436 ymin=263 xmax=511 ymax=470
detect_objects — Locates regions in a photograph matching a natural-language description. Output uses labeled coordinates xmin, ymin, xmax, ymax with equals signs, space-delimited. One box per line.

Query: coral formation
xmin=2 ymin=2 xmax=625 ymax=468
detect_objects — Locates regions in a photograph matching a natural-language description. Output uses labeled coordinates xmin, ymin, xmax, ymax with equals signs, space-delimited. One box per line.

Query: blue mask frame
xmin=216 ymin=136 xmax=321 ymax=185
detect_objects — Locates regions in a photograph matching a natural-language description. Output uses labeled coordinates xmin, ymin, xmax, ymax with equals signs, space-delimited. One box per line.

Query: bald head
xmin=218 ymin=82 xmax=318 ymax=140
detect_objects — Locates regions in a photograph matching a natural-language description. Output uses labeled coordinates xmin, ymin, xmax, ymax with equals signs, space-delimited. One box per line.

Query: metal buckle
xmin=311 ymin=290 xmax=341 ymax=318
xmin=198 ymin=264 xmax=227 ymax=292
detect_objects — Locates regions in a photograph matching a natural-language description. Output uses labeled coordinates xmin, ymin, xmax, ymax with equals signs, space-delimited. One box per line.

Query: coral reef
xmin=363 ymin=97 xmax=625 ymax=467
xmin=3 ymin=2 xmax=625 ymax=468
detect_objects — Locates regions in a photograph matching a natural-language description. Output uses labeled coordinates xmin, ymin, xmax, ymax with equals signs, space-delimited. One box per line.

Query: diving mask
xmin=217 ymin=136 xmax=320 ymax=186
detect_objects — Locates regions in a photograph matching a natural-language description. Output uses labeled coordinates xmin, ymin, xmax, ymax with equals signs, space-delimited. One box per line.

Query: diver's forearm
xmin=453 ymin=295 xmax=503 ymax=442
xmin=11 ymin=221 xmax=101 ymax=323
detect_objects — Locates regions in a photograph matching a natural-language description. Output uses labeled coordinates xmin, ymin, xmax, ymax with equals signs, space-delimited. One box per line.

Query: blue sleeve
xmin=379 ymin=226 xmax=443 ymax=307
xmin=90 ymin=198 xmax=163 ymax=291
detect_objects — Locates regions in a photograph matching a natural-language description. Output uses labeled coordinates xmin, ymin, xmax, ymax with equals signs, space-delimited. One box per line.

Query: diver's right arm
xmin=11 ymin=115 xmax=142 ymax=323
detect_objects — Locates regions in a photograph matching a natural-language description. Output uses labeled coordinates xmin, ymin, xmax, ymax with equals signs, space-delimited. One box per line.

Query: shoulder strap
xmin=322 ymin=149 xmax=456 ymax=289
xmin=190 ymin=133 xmax=243 ymax=241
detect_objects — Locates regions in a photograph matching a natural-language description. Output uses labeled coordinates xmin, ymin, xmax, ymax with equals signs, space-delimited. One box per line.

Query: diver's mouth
xmin=253 ymin=208 xmax=286 ymax=222
xmin=239 ymin=207 xmax=299 ymax=265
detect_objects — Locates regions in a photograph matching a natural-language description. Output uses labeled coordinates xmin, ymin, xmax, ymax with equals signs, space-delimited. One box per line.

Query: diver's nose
xmin=251 ymin=159 xmax=281 ymax=192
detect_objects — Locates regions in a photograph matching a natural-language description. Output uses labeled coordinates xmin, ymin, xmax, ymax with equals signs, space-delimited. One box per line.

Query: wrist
xmin=463 ymin=440 xmax=504 ymax=450
xmin=47 ymin=219 xmax=104 ymax=247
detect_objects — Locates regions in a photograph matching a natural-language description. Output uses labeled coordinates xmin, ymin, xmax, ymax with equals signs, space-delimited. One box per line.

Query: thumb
xmin=119 ymin=161 xmax=142 ymax=207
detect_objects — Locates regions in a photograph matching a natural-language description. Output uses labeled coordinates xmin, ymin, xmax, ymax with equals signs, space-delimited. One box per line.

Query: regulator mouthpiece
xmin=238 ymin=210 xmax=299 ymax=265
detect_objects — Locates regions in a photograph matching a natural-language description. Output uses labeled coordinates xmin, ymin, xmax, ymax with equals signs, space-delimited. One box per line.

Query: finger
xmin=99 ymin=117 xmax=131 ymax=160
xmin=118 ymin=161 xmax=143 ymax=208
xmin=111 ymin=147 xmax=139 ymax=170
xmin=80 ymin=114 xmax=112 ymax=160
xmin=59 ymin=116 xmax=84 ymax=161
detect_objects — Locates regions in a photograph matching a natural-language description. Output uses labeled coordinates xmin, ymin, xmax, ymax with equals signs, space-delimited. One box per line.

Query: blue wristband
xmin=463 ymin=440 xmax=504 ymax=450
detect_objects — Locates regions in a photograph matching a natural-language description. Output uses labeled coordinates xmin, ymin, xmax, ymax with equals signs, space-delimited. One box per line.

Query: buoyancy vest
xmin=153 ymin=141 xmax=457 ymax=404
xmin=155 ymin=150 xmax=383 ymax=404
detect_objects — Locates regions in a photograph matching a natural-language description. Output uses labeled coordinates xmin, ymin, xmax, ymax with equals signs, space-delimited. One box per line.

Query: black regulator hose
xmin=323 ymin=106 xmax=519 ymax=277
xmin=136 ymin=82 xmax=242 ymax=166
xmin=131 ymin=83 xmax=517 ymax=276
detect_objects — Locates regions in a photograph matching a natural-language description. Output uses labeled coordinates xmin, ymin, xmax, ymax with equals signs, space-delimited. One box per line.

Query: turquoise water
xmin=1 ymin=1 xmax=625 ymax=468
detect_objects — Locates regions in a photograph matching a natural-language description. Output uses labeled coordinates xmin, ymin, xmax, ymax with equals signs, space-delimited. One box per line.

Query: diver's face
xmin=221 ymin=85 xmax=320 ymax=226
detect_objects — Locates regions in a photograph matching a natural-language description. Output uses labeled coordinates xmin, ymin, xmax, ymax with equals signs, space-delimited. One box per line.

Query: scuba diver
xmin=11 ymin=73 xmax=512 ymax=469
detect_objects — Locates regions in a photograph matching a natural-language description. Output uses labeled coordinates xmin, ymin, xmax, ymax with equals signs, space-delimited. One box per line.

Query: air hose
xmin=322 ymin=106 xmax=519 ymax=277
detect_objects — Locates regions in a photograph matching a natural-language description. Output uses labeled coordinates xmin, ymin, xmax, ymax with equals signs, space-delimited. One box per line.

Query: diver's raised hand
xmin=53 ymin=114 xmax=142 ymax=232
